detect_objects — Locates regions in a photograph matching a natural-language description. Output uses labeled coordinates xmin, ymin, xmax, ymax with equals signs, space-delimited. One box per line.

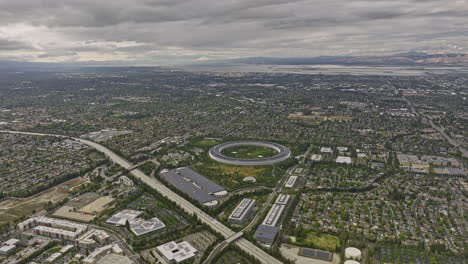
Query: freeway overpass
xmin=0 ymin=130 xmax=282 ymax=264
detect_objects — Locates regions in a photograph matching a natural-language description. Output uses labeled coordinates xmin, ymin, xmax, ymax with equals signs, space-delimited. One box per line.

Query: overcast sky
xmin=0 ymin=0 xmax=467 ymax=64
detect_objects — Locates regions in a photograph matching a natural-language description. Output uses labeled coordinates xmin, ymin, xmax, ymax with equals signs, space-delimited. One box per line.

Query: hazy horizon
xmin=0 ymin=0 xmax=467 ymax=65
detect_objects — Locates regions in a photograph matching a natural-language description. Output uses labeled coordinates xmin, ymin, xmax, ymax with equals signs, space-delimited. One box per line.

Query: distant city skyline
xmin=0 ymin=0 xmax=467 ymax=64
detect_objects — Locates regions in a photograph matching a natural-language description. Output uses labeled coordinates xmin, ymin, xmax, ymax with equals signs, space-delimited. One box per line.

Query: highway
xmin=0 ymin=130 xmax=282 ymax=264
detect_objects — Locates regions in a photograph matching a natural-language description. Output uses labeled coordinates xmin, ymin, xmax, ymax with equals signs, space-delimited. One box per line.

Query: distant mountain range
xmin=1 ymin=52 xmax=468 ymax=70
xmin=229 ymin=52 xmax=468 ymax=66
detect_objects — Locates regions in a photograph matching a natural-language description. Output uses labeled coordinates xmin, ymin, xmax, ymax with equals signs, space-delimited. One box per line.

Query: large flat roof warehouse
xmin=160 ymin=171 xmax=218 ymax=206
xmin=80 ymin=196 xmax=116 ymax=214
xmin=176 ymin=167 xmax=225 ymax=194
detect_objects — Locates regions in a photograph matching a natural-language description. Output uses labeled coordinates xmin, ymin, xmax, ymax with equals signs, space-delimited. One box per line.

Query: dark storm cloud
xmin=0 ymin=37 xmax=32 ymax=50
xmin=0 ymin=0 xmax=466 ymax=62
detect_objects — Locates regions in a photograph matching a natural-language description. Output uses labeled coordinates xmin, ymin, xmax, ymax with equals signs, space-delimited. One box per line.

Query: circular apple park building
xmin=209 ymin=140 xmax=291 ymax=166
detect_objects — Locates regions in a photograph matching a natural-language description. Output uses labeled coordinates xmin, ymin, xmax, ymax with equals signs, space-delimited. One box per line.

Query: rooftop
xmin=229 ymin=198 xmax=255 ymax=220
xmin=157 ymin=241 xmax=198 ymax=263
xmin=160 ymin=171 xmax=216 ymax=204
xmin=176 ymin=167 xmax=225 ymax=193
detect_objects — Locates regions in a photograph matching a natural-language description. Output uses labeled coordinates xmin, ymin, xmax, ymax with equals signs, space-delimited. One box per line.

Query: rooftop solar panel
xmin=177 ymin=167 xmax=225 ymax=193
xmin=160 ymin=171 xmax=216 ymax=204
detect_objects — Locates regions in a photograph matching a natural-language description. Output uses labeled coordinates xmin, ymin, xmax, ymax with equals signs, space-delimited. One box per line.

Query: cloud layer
xmin=0 ymin=0 xmax=467 ymax=64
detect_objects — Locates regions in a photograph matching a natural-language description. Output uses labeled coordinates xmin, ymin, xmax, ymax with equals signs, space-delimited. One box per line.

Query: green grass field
xmin=192 ymin=161 xmax=278 ymax=190
xmin=294 ymin=231 xmax=340 ymax=252
xmin=215 ymin=250 xmax=254 ymax=264
xmin=221 ymin=145 xmax=278 ymax=159
xmin=47 ymin=247 xmax=61 ymax=254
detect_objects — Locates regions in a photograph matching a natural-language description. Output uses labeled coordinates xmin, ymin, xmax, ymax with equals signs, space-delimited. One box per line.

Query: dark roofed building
xmin=253 ymin=225 xmax=280 ymax=245
xmin=160 ymin=171 xmax=218 ymax=207
xmin=176 ymin=167 xmax=227 ymax=197
xmin=299 ymin=248 xmax=333 ymax=261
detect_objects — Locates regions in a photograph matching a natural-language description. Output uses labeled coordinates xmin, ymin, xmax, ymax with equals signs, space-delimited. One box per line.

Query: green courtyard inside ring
xmin=209 ymin=140 xmax=291 ymax=166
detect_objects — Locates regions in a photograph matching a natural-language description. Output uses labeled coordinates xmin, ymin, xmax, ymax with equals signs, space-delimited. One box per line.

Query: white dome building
xmin=345 ymin=247 xmax=362 ymax=260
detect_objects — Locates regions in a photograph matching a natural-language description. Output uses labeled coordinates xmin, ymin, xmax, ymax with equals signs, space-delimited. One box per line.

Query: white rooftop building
xmin=0 ymin=245 xmax=15 ymax=255
xmin=157 ymin=241 xmax=198 ymax=263
xmin=337 ymin=146 xmax=348 ymax=152
xmin=243 ymin=176 xmax=256 ymax=182
xmin=228 ymin=198 xmax=256 ymax=225
xmin=320 ymin=147 xmax=333 ymax=153
xmin=129 ymin=217 xmax=165 ymax=236
xmin=106 ymin=210 xmax=142 ymax=226
xmin=284 ymin=176 xmax=298 ymax=188
xmin=106 ymin=209 xmax=165 ymax=236
xmin=311 ymin=154 xmax=323 ymax=161
xmin=262 ymin=204 xmax=285 ymax=227
xmin=336 ymin=156 xmax=352 ymax=164
xmin=275 ymin=194 xmax=291 ymax=206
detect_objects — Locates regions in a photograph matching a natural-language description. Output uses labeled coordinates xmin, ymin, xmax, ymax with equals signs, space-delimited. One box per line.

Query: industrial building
xmin=254 ymin=194 xmax=291 ymax=246
xmin=18 ymin=217 xmax=87 ymax=241
xmin=160 ymin=170 xmax=220 ymax=207
xmin=284 ymin=176 xmax=298 ymax=188
xmin=53 ymin=194 xmax=116 ymax=223
xmin=156 ymin=241 xmax=198 ymax=263
xmin=176 ymin=167 xmax=227 ymax=197
xmin=228 ymin=198 xmax=256 ymax=225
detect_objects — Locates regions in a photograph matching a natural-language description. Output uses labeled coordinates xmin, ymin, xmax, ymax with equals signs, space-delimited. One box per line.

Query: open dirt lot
xmin=0 ymin=177 xmax=87 ymax=224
